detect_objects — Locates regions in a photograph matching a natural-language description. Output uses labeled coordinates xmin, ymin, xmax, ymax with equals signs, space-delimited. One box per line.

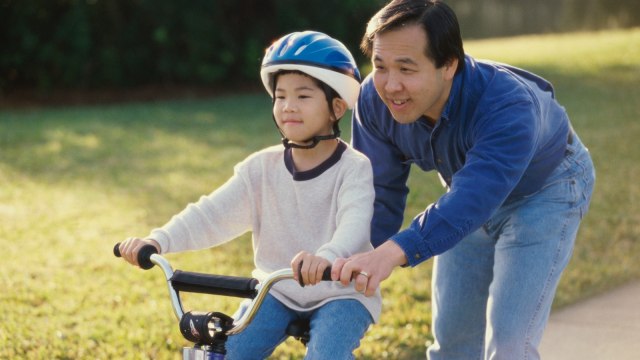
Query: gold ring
xmin=358 ymin=271 xmax=370 ymax=278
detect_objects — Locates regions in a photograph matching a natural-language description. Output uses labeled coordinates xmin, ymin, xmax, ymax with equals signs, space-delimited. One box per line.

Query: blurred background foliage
xmin=1 ymin=0 xmax=639 ymax=95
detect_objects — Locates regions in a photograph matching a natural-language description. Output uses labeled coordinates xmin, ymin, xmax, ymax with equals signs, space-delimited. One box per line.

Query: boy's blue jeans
xmin=428 ymin=134 xmax=595 ymax=360
xmin=225 ymin=294 xmax=372 ymax=360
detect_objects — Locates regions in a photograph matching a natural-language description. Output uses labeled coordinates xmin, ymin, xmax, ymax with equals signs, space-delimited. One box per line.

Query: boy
xmin=118 ymin=31 xmax=381 ymax=359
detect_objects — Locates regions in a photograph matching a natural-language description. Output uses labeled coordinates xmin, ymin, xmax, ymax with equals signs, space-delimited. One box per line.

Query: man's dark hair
xmin=361 ymin=0 xmax=465 ymax=73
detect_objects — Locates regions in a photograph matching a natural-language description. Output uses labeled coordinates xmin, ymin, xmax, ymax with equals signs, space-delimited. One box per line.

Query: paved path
xmin=539 ymin=280 xmax=640 ymax=359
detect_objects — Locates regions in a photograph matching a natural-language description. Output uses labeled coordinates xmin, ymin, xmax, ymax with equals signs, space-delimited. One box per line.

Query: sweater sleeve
xmin=315 ymin=152 xmax=375 ymax=262
xmin=148 ymin=163 xmax=254 ymax=254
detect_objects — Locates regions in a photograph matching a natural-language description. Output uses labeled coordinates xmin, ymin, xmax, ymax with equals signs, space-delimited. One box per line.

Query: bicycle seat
xmin=286 ymin=319 xmax=310 ymax=345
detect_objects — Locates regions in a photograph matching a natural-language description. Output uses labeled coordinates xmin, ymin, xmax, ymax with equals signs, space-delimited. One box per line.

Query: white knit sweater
xmin=149 ymin=141 xmax=382 ymax=322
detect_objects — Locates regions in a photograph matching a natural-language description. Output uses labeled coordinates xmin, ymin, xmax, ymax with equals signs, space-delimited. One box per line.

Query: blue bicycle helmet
xmin=261 ymin=31 xmax=361 ymax=109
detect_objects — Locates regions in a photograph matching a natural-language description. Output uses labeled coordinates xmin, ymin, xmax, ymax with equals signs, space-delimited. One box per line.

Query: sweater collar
xmin=284 ymin=140 xmax=347 ymax=181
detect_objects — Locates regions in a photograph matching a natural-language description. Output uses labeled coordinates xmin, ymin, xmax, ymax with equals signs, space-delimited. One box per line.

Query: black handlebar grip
xmin=321 ymin=267 xmax=332 ymax=281
xmin=137 ymin=244 xmax=158 ymax=270
xmin=297 ymin=262 xmax=333 ymax=287
xmin=113 ymin=243 xmax=122 ymax=257
xmin=113 ymin=242 xmax=158 ymax=270
xmin=170 ymin=270 xmax=259 ymax=298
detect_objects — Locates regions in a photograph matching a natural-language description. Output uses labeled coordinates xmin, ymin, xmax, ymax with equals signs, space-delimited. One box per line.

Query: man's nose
xmin=384 ymin=72 xmax=403 ymax=93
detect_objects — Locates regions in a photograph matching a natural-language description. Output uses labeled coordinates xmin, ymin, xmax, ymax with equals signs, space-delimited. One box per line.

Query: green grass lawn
xmin=1 ymin=28 xmax=639 ymax=359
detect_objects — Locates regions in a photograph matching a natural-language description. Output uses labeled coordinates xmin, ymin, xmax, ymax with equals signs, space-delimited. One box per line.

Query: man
xmin=332 ymin=0 xmax=595 ymax=359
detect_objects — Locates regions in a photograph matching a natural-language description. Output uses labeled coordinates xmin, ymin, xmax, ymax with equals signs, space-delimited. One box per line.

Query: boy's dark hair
xmin=361 ymin=0 xmax=465 ymax=73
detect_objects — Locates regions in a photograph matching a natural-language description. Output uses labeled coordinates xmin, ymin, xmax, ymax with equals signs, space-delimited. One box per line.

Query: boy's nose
xmin=283 ymin=100 xmax=297 ymax=112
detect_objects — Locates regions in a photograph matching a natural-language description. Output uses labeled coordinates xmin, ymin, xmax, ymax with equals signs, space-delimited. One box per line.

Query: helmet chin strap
xmin=281 ymin=128 xmax=341 ymax=149
xmin=272 ymin=115 xmax=341 ymax=150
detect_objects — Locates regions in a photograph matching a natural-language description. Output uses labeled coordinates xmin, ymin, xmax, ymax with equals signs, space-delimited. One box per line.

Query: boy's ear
xmin=332 ymin=98 xmax=348 ymax=121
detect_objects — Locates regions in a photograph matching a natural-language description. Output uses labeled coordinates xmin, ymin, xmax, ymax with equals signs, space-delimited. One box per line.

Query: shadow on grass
xmin=1 ymin=94 xmax=276 ymax=201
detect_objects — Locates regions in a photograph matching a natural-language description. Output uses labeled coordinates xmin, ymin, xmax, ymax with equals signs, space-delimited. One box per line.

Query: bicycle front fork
xmin=183 ymin=346 xmax=225 ymax=360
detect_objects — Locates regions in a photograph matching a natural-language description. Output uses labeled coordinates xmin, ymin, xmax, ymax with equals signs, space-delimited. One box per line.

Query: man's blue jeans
xmin=225 ymin=293 xmax=372 ymax=359
xmin=427 ymin=134 xmax=595 ymax=360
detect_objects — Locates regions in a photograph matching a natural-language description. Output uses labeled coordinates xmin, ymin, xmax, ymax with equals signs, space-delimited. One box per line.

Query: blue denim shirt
xmin=351 ymin=55 xmax=570 ymax=266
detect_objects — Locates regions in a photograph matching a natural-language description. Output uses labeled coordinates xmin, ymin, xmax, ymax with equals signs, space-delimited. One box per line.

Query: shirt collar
xmin=440 ymin=55 xmax=470 ymax=125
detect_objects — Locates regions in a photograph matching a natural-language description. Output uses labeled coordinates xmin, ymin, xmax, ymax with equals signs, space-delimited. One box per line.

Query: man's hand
xmin=331 ymin=240 xmax=407 ymax=296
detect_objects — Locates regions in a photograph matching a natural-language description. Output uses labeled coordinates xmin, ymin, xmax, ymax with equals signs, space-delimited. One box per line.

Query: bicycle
xmin=113 ymin=243 xmax=332 ymax=359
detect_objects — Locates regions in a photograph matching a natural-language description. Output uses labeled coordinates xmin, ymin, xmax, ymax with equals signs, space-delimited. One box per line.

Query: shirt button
xmin=414 ymin=253 xmax=421 ymax=259
xmin=437 ymin=158 xmax=443 ymax=163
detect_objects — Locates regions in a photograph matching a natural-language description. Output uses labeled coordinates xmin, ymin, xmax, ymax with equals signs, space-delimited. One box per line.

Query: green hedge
xmin=0 ymin=0 xmax=384 ymax=92
xmin=1 ymin=0 xmax=638 ymax=93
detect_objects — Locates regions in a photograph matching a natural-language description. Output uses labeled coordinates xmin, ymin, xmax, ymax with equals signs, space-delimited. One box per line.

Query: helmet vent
xmin=294 ymin=45 xmax=308 ymax=56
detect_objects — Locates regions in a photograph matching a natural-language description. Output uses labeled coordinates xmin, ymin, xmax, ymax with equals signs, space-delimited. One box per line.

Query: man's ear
xmin=331 ymin=98 xmax=348 ymax=121
xmin=443 ymin=57 xmax=459 ymax=81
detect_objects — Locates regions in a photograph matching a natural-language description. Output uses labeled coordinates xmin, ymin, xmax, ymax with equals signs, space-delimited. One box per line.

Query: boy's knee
xmin=305 ymin=342 xmax=356 ymax=360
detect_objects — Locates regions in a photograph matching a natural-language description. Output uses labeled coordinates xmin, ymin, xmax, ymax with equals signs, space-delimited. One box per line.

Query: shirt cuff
xmin=390 ymin=228 xmax=433 ymax=267
xmin=147 ymin=229 xmax=170 ymax=254
xmin=315 ymin=249 xmax=338 ymax=264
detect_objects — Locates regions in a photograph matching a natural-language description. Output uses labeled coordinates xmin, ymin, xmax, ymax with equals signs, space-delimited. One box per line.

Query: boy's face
xmin=273 ymin=73 xmax=336 ymax=146
xmin=371 ymin=24 xmax=457 ymax=124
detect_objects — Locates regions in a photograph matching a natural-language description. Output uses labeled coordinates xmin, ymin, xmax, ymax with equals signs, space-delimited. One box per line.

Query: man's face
xmin=371 ymin=24 xmax=457 ymax=124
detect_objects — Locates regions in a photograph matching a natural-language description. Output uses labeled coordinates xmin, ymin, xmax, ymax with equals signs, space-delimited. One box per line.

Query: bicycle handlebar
xmin=113 ymin=242 xmax=333 ymax=336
